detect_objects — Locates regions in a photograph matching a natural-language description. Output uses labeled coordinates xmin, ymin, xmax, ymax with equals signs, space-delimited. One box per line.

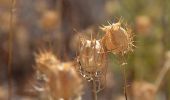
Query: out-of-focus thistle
xmin=39 ymin=10 xmax=59 ymax=30
xmin=76 ymin=35 xmax=107 ymax=100
xmin=101 ymin=21 xmax=134 ymax=55
xmin=75 ymin=20 xmax=134 ymax=100
xmin=131 ymin=51 xmax=170 ymax=100
xmin=35 ymin=50 xmax=83 ymax=100
xmin=35 ymin=50 xmax=60 ymax=76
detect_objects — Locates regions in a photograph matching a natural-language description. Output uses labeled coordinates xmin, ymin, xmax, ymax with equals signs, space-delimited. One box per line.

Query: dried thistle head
xmin=101 ymin=21 xmax=134 ymax=54
xmin=35 ymin=50 xmax=82 ymax=100
xmin=76 ymin=35 xmax=107 ymax=92
xmin=50 ymin=62 xmax=83 ymax=100
xmin=78 ymin=39 xmax=106 ymax=72
xmin=35 ymin=49 xmax=60 ymax=75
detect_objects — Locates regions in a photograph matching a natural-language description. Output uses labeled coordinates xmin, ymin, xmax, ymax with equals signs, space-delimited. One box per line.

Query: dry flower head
xmin=35 ymin=50 xmax=82 ymax=100
xmin=76 ymin=35 xmax=107 ymax=92
xmin=78 ymin=39 xmax=106 ymax=72
xmin=35 ymin=50 xmax=60 ymax=76
xmin=101 ymin=21 xmax=134 ymax=54
xmin=50 ymin=62 xmax=83 ymax=100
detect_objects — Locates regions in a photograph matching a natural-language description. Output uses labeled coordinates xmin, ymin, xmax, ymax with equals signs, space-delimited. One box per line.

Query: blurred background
xmin=0 ymin=0 xmax=170 ymax=100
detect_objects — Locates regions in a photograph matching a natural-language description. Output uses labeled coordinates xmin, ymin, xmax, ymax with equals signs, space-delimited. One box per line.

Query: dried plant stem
xmin=92 ymin=80 xmax=97 ymax=100
xmin=119 ymin=56 xmax=128 ymax=100
xmin=8 ymin=0 xmax=15 ymax=99
xmin=121 ymin=64 xmax=128 ymax=100
xmin=155 ymin=61 xmax=170 ymax=92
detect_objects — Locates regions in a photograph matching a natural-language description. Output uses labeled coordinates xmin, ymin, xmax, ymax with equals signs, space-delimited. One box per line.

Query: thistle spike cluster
xmin=76 ymin=21 xmax=134 ymax=93
xmin=35 ymin=50 xmax=83 ymax=100
xmin=101 ymin=21 xmax=134 ymax=54
xmin=35 ymin=50 xmax=60 ymax=75
xmin=76 ymin=36 xmax=107 ymax=92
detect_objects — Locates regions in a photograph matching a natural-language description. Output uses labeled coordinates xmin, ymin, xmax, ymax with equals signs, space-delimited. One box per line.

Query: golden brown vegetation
xmin=35 ymin=50 xmax=83 ymax=100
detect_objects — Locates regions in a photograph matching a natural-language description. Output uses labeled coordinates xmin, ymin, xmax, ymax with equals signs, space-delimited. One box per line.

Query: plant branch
xmin=92 ymin=80 xmax=97 ymax=100
xmin=8 ymin=0 xmax=15 ymax=99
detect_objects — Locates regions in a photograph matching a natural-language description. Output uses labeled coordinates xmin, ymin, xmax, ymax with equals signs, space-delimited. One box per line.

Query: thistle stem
xmin=92 ymin=80 xmax=97 ymax=100
xmin=8 ymin=0 xmax=15 ymax=99
xmin=122 ymin=65 xmax=128 ymax=100
xmin=119 ymin=55 xmax=128 ymax=100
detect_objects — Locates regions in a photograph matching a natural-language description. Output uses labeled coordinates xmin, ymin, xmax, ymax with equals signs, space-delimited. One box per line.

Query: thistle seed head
xmin=78 ymin=37 xmax=107 ymax=73
xmin=52 ymin=62 xmax=83 ymax=100
xmin=35 ymin=50 xmax=60 ymax=76
xmin=101 ymin=22 xmax=134 ymax=54
xmin=76 ymin=36 xmax=108 ymax=92
xmin=35 ymin=50 xmax=82 ymax=100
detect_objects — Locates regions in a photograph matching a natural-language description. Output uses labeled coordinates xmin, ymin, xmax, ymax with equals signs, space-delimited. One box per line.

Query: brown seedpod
xmin=49 ymin=62 xmax=83 ymax=100
xmin=35 ymin=50 xmax=82 ymax=100
xmin=101 ymin=22 xmax=134 ymax=54
xmin=77 ymin=37 xmax=107 ymax=72
xmin=76 ymin=35 xmax=107 ymax=92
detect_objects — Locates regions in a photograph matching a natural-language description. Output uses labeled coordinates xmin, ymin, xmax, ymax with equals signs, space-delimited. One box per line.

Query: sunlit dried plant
xmin=100 ymin=20 xmax=135 ymax=100
xmin=35 ymin=50 xmax=83 ymax=100
xmin=46 ymin=62 xmax=83 ymax=100
xmin=35 ymin=49 xmax=60 ymax=76
xmin=101 ymin=21 xmax=134 ymax=55
xmin=76 ymin=35 xmax=107 ymax=100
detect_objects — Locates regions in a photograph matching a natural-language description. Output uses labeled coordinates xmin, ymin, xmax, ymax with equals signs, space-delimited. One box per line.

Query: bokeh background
xmin=0 ymin=0 xmax=170 ymax=100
